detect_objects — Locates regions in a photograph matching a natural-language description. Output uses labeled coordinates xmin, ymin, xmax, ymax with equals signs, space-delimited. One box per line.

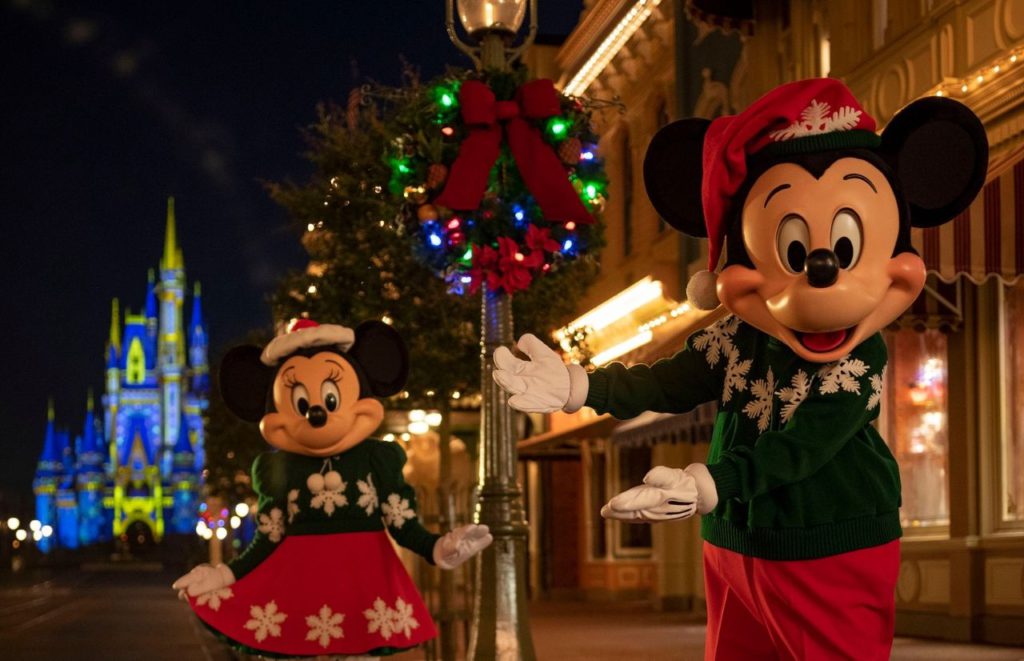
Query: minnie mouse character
xmin=173 ymin=319 xmax=491 ymax=658
xmin=492 ymin=78 xmax=987 ymax=660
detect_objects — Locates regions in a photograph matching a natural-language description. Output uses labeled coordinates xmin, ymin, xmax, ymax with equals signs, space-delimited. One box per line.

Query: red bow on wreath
xmin=434 ymin=79 xmax=594 ymax=226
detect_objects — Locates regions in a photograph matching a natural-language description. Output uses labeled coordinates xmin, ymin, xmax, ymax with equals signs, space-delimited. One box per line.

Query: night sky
xmin=0 ymin=0 xmax=582 ymax=506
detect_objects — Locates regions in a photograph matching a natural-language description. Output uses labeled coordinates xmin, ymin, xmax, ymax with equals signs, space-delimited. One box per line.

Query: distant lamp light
xmin=409 ymin=409 xmax=427 ymax=422
xmin=425 ymin=412 xmax=443 ymax=427
xmin=41 ymin=525 xmax=53 ymax=538
xmin=15 ymin=529 xmax=27 ymax=542
xmin=6 ymin=517 xmax=19 ymax=530
xmin=30 ymin=520 xmax=41 ymax=532
xmin=216 ymin=527 xmax=228 ymax=540
xmin=234 ymin=503 xmax=249 ymax=518
xmin=408 ymin=421 xmax=430 ymax=435
xmin=32 ymin=530 xmax=42 ymax=542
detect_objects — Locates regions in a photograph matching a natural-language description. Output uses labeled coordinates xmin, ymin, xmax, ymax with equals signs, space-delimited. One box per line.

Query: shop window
xmin=1002 ymin=283 xmax=1024 ymax=523
xmin=616 ymin=444 xmax=652 ymax=550
xmin=882 ymin=328 xmax=949 ymax=528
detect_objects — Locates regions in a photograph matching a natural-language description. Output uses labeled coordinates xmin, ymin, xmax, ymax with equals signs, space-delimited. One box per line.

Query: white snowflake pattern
xmin=310 ymin=482 xmax=348 ymax=516
xmin=244 ymin=600 xmax=288 ymax=643
xmin=777 ymin=370 xmax=812 ymax=424
xmin=364 ymin=597 xmax=395 ymax=640
xmin=363 ymin=597 xmax=419 ymax=641
xmin=867 ymin=366 xmax=886 ymax=411
xmin=287 ymin=489 xmax=300 ymax=524
xmin=357 ymin=474 xmax=378 ymax=516
xmin=390 ymin=597 xmax=420 ymax=638
xmin=743 ymin=367 xmax=776 ymax=432
xmin=721 ymin=346 xmax=752 ymax=403
xmin=818 ymin=357 xmax=869 ymax=395
xmin=305 ymin=604 xmax=345 ymax=649
xmin=769 ymin=99 xmax=862 ymax=141
xmin=381 ymin=493 xmax=416 ymax=529
xmin=692 ymin=316 xmax=741 ymax=368
xmin=257 ymin=507 xmax=285 ymax=543
xmin=195 ymin=587 xmax=233 ymax=612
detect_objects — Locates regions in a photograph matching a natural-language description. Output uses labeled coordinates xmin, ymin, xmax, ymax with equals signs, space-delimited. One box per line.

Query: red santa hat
xmin=688 ymin=78 xmax=879 ymax=310
xmin=260 ymin=318 xmax=355 ymax=366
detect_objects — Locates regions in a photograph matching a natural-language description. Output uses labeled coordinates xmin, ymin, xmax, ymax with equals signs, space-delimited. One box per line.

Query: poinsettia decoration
xmin=377 ymin=68 xmax=607 ymax=295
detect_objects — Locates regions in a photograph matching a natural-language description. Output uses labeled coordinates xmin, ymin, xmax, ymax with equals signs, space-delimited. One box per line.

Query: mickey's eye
xmin=321 ymin=380 xmax=340 ymax=412
xmin=776 ymin=215 xmax=810 ymax=274
xmin=291 ymin=384 xmax=310 ymax=416
xmin=831 ymin=209 xmax=863 ymax=269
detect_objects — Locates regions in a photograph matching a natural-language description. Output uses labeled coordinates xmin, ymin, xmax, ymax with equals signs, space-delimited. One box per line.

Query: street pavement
xmin=1 ymin=564 xmax=1022 ymax=660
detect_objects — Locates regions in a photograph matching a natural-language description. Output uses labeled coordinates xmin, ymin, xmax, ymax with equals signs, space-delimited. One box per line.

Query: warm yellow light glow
xmin=562 ymin=0 xmax=663 ymax=96
xmin=216 ymin=527 xmax=228 ymax=540
xmin=408 ymin=421 xmax=430 ymax=435
xmin=15 ymin=529 xmax=27 ymax=541
xmin=561 ymin=277 xmax=663 ymax=335
xmin=30 ymin=520 xmax=41 ymax=532
xmin=6 ymin=517 xmax=19 ymax=530
xmin=41 ymin=525 xmax=53 ymax=538
xmin=408 ymin=409 xmax=426 ymax=422
xmin=591 ymin=331 xmax=654 ymax=366
xmin=234 ymin=503 xmax=249 ymax=518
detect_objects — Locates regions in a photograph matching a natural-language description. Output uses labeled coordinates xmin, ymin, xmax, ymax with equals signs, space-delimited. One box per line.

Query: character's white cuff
xmin=563 ymin=363 xmax=589 ymax=413
xmin=683 ymin=463 xmax=719 ymax=514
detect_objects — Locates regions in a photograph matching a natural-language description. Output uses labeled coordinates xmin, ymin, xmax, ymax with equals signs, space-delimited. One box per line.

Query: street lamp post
xmin=445 ymin=2 xmax=538 ymax=659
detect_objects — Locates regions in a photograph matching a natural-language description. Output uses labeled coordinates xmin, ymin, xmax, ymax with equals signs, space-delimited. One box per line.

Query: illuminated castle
xmin=33 ymin=198 xmax=208 ymax=550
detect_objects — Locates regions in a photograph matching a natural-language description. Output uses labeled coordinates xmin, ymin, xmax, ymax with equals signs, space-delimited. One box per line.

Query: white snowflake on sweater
xmin=743 ymin=367 xmax=776 ymax=432
xmin=357 ymin=474 xmax=378 ymax=516
xmin=818 ymin=357 xmax=869 ymax=395
xmin=721 ymin=346 xmax=752 ymax=403
xmin=692 ymin=316 xmax=741 ymax=368
xmin=305 ymin=604 xmax=345 ymax=648
xmin=287 ymin=489 xmax=300 ymax=524
xmin=390 ymin=597 xmax=420 ymax=638
xmin=257 ymin=507 xmax=285 ymax=543
xmin=244 ymin=600 xmax=287 ymax=643
xmin=381 ymin=493 xmax=416 ymax=529
xmin=777 ymin=370 xmax=812 ymax=424
xmin=195 ymin=587 xmax=233 ymax=612
xmin=867 ymin=366 xmax=886 ymax=411
xmin=311 ymin=482 xmax=348 ymax=516
xmin=364 ymin=597 xmax=395 ymax=640
xmin=768 ymin=99 xmax=862 ymax=141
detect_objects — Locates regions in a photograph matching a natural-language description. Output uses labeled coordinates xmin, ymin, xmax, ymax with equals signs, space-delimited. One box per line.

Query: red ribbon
xmin=434 ymin=79 xmax=593 ymax=226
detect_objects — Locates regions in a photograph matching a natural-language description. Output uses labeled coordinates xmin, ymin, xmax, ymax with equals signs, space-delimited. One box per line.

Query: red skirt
xmin=188 ymin=531 xmax=437 ymax=657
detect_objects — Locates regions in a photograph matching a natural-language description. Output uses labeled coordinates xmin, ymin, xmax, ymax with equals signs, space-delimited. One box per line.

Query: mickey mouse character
xmin=173 ymin=319 xmax=492 ymax=659
xmin=493 ymin=79 xmax=987 ymax=660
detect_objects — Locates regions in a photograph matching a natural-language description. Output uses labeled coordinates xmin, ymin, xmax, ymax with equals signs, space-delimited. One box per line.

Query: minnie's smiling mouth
xmin=794 ymin=327 xmax=853 ymax=353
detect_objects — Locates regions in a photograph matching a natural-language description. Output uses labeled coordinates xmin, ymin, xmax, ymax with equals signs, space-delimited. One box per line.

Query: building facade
xmin=519 ymin=0 xmax=1024 ymax=645
xmin=33 ymin=198 xmax=208 ymax=550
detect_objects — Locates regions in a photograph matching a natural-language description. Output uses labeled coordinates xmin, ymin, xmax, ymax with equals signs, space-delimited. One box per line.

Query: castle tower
xmin=77 ymin=391 xmax=106 ymax=546
xmin=56 ymin=425 xmax=79 ymax=550
xmin=189 ymin=281 xmax=209 ymax=394
xmin=169 ymin=413 xmax=198 ymax=535
xmin=104 ymin=298 xmax=121 ymax=468
xmin=158 ymin=197 xmax=185 ymax=476
xmin=33 ymin=400 xmax=61 ymax=554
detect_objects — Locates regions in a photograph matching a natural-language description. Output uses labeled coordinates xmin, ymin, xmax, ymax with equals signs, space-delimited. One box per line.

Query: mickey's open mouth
xmin=794 ymin=327 xmax=853 ymax=353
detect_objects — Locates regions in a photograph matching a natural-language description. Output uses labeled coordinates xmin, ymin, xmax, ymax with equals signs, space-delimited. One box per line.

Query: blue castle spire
xmin=33 ymin=400 xmax=60 ymax=553
xmin=56 ymin=426 xmax=79 ymax=550
xmin=189 ymin=281 xmax=209 ymax=394
xmin=169 ymin=413 xmax=198 ymax=535
xmin=77 ymin=391 xmax=106 ymax=546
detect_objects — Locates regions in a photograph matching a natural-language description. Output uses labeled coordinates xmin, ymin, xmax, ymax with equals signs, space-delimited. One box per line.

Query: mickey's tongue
xmin=798 ymin=328 xmax=849 ymax=353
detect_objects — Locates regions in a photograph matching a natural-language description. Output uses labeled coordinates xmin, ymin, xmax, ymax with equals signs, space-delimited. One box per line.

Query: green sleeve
xmin=708 ymin=334 xmax=887 ymax=502
xmin=584 ymin=321 xmax=728 ymax=419
xmin=372 ymin=442 xmax=441 ymax=563
xmin=228 ymin=452 xmax=290 ymax=579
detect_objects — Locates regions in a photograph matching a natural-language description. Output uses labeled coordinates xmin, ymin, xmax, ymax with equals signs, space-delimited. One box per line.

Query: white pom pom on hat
xmin=686 ymin=270 xmax=720 ymax=311
xmin=260 ymin=318 xmax=355 ymax=366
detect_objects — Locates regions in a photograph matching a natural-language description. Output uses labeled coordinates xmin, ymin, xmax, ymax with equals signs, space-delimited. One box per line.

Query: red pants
xmin=703 ymin=540 xmax=900 ymax=661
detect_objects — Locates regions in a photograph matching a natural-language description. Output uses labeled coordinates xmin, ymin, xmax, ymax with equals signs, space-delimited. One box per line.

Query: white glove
xmin=433 ymin=524 xmax=493 ymax=570
xmin=600 ymin=464 xmax=719 ymax=523
xmin=172 ymin=563 xmax=235 ymax=600
xmin=492 ymin=334 xmax=589 ymax=413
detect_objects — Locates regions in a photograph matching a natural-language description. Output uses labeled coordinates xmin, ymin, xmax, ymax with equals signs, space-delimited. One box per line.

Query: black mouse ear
xmin=219 ymin=345 xmax=273 ymax=423
xmin=349 ymin=321 xmax=409 ymax=398
xmin=880 ymin=97 xmax=988 ymax=228
xmin=642 ymin=118 xmax=711 ymax=238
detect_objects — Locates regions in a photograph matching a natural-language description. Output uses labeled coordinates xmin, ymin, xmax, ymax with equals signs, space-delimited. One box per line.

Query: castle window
xmin=126 ymin=338 xmax=146 ymax=384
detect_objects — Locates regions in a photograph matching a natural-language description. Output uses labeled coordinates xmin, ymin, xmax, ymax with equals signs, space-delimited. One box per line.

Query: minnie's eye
xmin=776 ymin=215 xmax=810 ymax=274
xmin=291 ymin=384 xmax=310 ymax=416
xmin=321 ymin=380 xmax=340 ymax=412
xmin=831 ymin=209 xmax=863 ymax=269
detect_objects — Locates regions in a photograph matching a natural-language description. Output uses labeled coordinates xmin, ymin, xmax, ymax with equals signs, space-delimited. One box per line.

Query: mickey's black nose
xmin=805 ymin=249 xmax=839 ymax=288
xmin=306 ymin=405 xmax=328 ymax=428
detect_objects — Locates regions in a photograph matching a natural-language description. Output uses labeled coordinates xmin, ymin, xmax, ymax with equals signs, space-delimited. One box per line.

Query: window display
xmin=1003 ymin=283 xmax=1024 ymax=522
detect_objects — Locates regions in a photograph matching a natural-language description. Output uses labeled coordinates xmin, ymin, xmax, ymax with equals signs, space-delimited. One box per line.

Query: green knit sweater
xmin=228 ymin=440 xmax=440 ymax=579
xmin=585 ymin=315 xmax=902 ymax=560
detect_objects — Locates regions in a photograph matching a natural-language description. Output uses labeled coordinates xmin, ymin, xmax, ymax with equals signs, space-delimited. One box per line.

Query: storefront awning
xmin=517 ymin=413 xmax=618 ymax=459
xmin=912 ymin=146 xmax=1024 ymax=285
xmin=612 ymin=403 xmax=718 ymax=448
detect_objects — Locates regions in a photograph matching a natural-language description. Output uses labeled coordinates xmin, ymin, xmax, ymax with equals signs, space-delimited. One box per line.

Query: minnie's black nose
xmin=306 ymin=405 xmax=328 ymax=428
xmin=805 ymin=249 xmax=839 ymax=288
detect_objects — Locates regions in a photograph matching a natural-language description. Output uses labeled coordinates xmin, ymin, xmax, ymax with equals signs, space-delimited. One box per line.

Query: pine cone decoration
xmin=558 ymin=137 xmax=582 ymax=165
xmin=426 ymin=163 xmax=448 ymax=190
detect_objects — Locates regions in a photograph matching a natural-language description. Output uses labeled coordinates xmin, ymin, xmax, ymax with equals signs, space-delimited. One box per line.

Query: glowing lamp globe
xmin=456 ymin=0 xmax=526 ymax=35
